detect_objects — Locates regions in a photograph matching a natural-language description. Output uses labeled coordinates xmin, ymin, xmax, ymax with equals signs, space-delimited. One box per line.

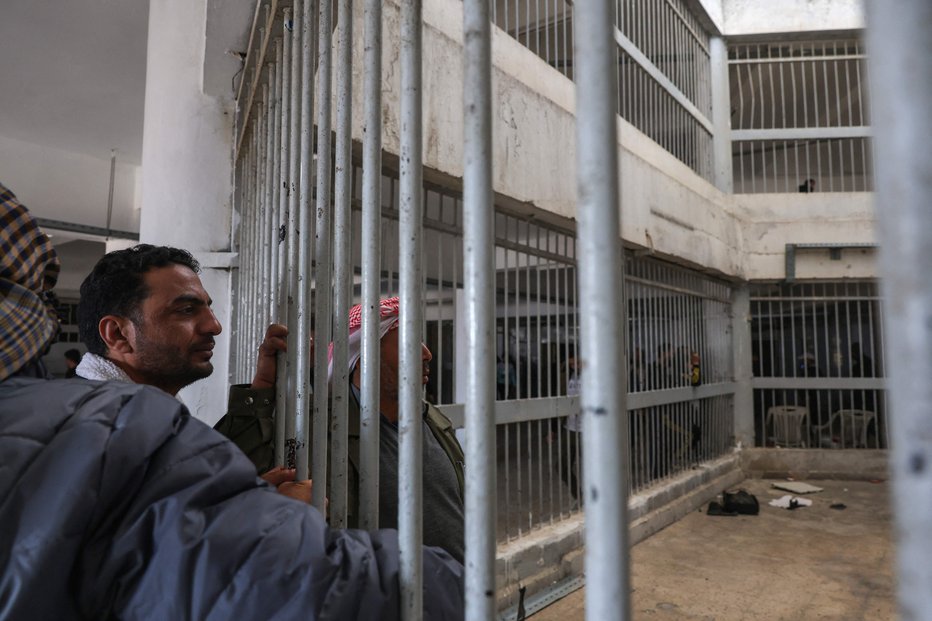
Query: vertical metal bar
xmin=329 ymin=0 xmax=358 ymax=528
xmin=275 ymin=19 xmax=292 ymax=465
xmin=293 ymin=0 xmax=314 ymax=484
xmin=241 ymin=131 xmax=251 ymax=380
xmin=436 ymin=224 xmax=445 ymax=403
xmin=866 ymin=1 xmax=932 ymax=612
xmin=262 ymin=76 xmax=275 ymax=345
xmin=312 ymin=0 xmax=334 ymax=511
xmin=524 ymin=233 xmax=532 ymax=396
xmin=246 ymin=130 xmax=255 ymax=378
xmin=359 ymin=0 xmax=384 ymax=531
xmin=284 ymin=1 xmax=304 ymax=469
xmin=254 ymin=106 xmax=265 ymax=361
xmin=238 ymin=126 xmax=252 ymax=378
xmin=233 ymin=151 xmax=242 ymax=379
xmin=270 ymin=40 xmax=283 ymax=327
xmin=247 ymin=117 xmax=256 ymax=375
xmin=399 ymin=0 xmax=424 ymax=616
xmin=576 ymin=0 xmax=629 ymax=608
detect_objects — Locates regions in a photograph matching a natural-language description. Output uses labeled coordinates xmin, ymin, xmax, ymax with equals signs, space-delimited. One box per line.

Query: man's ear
xmin=99 ymin=315 xmax=136 ymax=355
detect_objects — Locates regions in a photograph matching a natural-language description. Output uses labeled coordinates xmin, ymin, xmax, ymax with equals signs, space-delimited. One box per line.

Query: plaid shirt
xmin=0 ymin=182 xmax=61 ymax=381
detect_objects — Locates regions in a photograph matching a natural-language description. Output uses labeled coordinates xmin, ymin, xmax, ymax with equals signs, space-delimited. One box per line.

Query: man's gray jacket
xmin=0 ymin=376 xmax=464 ymax=620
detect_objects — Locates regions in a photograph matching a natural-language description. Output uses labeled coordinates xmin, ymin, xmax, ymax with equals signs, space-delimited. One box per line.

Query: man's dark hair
xmin=78 ymin=245 xmax=200 ymax=355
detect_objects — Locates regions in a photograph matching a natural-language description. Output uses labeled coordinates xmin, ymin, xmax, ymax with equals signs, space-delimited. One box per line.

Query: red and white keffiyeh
xmin=328 ymin=297 xmax=400 ymax=383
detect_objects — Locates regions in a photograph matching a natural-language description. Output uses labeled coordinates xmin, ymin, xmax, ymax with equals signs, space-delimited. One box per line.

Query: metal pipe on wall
xmin=295 ymin=0 xmax=314 ymax=483
xmin=462 ymin=0 xmax=496 ymax=617
xmin=359 ymin=0 xmax=383 ymax=532
xmin=398 ymin=0 xmax=424 ymax=617
xmin=573 ymin=0 xmax=631 ymax=618
xmin=312 ymin=0 xmax=335 ymax=511
xmin=865 ymin=0 xmax=932 ymax=616
xmin=330 ymin=0 xmax=354 ymax=527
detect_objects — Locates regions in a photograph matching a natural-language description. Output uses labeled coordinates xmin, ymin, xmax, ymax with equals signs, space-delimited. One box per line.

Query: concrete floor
xmin=529 ymin=479 xmax=894 ymax=621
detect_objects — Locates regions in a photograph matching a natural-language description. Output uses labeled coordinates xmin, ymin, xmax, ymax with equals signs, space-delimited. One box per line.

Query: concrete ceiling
xmin=0 ymin=0 xmax=150 ymax=164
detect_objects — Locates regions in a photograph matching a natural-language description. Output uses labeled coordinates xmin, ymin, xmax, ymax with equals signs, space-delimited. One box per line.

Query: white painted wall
xmin=0 ymin=134 xmax=140 ymax=232
xmin=141 ymin=0 xmax=236 ymax=424
xmin=693 ymin=0 xmax=725 ymax=34
xmin=737 ymin=192 xmax=876 ymax=280
xmin=722 ymin=0 xmax=864 ymax=36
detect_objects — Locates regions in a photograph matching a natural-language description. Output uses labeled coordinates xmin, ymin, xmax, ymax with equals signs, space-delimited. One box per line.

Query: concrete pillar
xmin=731 ymin=286 xmax=753 ymax=447
xmin=709 ymin=36 xmax=733 ymax=194
xmin=140 ymin=0 xmax=236 ymax=423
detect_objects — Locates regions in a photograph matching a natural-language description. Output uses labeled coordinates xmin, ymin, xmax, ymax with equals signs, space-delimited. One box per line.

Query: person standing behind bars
xmin=327 ymin=297 xmax=466 ymax=564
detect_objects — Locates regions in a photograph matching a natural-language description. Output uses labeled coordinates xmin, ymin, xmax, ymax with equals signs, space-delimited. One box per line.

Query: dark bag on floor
xmin=722 ymin=489 xmax=759 ymax=515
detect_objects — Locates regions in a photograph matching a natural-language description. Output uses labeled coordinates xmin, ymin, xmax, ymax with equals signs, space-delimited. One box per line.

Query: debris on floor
xmin=772 ymin=481 xmax=824 ymax=494
xmin=706 ymin=501 xmax=737 ymax=516
xmin=769 ymin=495 xmax=813 ymax=510
xmin=830 ymin=503 xmax=847 ymax=510
xmin=723 ymin=489 xmax=760 ymax=515
xmin=707 ymin=490 xmax=760 ymax=516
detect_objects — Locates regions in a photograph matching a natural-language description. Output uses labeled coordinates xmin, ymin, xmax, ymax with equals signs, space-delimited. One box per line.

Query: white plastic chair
xmin=766 ymin=406 xmax=810 ymax=448
xmin=837 ymin=409 xmax=877 ymax=448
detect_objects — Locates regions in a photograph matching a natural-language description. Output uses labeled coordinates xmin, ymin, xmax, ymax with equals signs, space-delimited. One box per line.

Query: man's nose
xmin=202 ymin=309 xmax=223 ymax=335
xmin=421 ymin=342 xmax=432 ymax=363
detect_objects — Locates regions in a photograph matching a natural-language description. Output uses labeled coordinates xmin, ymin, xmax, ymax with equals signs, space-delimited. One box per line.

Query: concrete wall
xmin=346 ymin=0 xmax=746 ymax=279
xmin=722 ymin=0 xmax=865 ymax=36
xmin=738 ymin=192 xmax=877 ymax=280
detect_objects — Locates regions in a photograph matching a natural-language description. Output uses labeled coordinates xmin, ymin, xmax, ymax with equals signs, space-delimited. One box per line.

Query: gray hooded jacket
xmin=0 ymin=376 xmax=465 ymax=620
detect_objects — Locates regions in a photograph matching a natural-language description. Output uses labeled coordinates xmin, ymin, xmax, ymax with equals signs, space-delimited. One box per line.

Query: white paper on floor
xmin=769 ymin=494 xmax=813 ymax=509
xmin=772 ymin=481 xmax=824 ymax=494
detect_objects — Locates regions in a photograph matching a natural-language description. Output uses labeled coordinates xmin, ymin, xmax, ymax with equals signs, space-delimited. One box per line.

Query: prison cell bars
xmin=285 ymin=0 xmax=304 ymax=477
xmin=463 ymin=0 xmax=496 ymax=616
xmin=330 ymin=0 xmax=354 ymax=529
xmin=359 ymin=0 xmax=383 ymax=533
xmin=749 ymin=282 xmax=887 ymax=450
xmin=491 ymin=0 xmax=715 ymax=182
xmin=463 ymin=0 xmax=496 ymax=621
xmin=295 ymin=0 xmax=314 ymax=485
xmin=231 ymin=0 xmax=734 ymax=616
xmin=729 ymin=39 xmax=873 ymax=193
xmin=574 ymin=0 xmax=631 ymax=618
xmin=273 ymin=10 xmax=292 ymax=466
xmin=398 ymin=0 xmax=425 ymax=616
xmin=866 ymin=0 xmax=932 ymax=615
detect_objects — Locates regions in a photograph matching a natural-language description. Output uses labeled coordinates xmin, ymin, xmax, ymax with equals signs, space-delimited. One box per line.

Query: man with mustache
xmin=332 ymin=298 xmax=466 ymax=563
xmin=76 ymin=245 xmax=222 ymax=396
xmin=75 ymin=244 xmax=305 ymax=499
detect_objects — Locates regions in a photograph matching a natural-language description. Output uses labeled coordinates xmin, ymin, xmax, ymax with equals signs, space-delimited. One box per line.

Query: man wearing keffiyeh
xmin=333 ymin=297 xmax=467 ymax=564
